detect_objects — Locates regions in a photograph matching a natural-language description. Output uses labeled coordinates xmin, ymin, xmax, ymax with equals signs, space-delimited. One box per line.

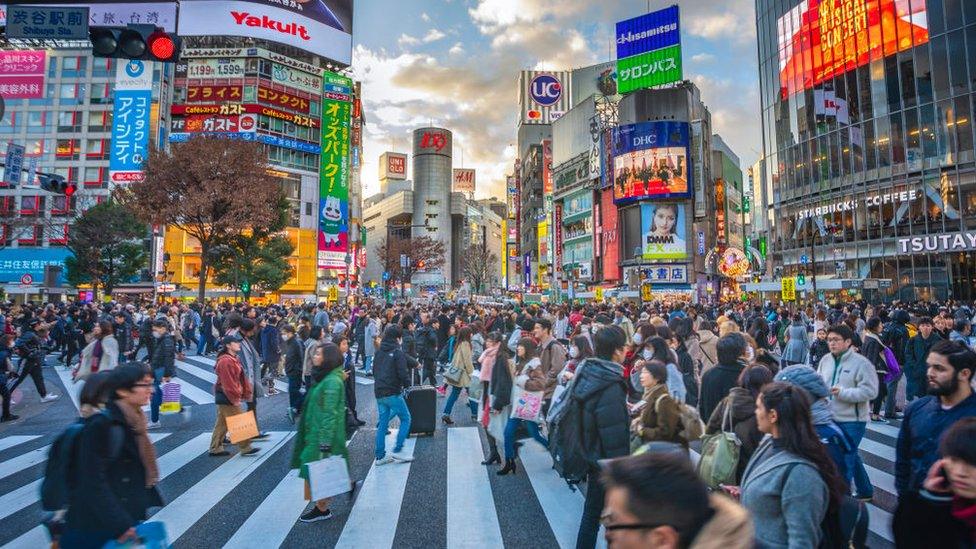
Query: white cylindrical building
xmin=412 ymin=127 xmax=453 ymax=288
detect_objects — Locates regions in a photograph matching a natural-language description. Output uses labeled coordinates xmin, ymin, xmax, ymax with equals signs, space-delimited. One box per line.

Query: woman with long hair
xmin=705 ymin=365 xmax=773 ymax=482
xmin=560 ymin=334 xmax=594 ymax=384
xmin=442 ymin=326 xmax=477 ymax=424
xmin=644 ymin=335 xmax=686 ymax=404
xmin=291 ymin=342 xmax=349 ymax=523
xmin=737 ymin=382 xmax=848 ymax=548
xmin=74 ymin=321 xmax=119 ymax=381
xmin=862 ymin=317 xmax=890 ymax=422
xmin=481 ymin=332 xmax=510 ymax=466
xmin=781 ymin=313 xmax=810 ymax=367
xmin=497 ymin=338 xmax=549 ymax=475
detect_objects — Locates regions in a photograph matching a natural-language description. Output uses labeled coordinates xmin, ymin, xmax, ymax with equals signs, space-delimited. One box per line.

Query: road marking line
xmin=0 ymin=435 xmax=41 ymax=453
xmin=52 ymin=366 xmax=82 ymax=412
xmin=336 ymin=434 xmax=415 ymax=548
xmin=867 ymin=503 xmax=894 ymax=542
xmin=859 ymin=437 xmax=896 ymax=463
xmin=866 ymin=422 xmax=901 ymax=439
xmin=221 ymin=471 xmax=307 ymax=549
xmin=180 ymin=358 xmax=289 ymax=393
xmin=447 ymin=427 xmax=503 ymax=548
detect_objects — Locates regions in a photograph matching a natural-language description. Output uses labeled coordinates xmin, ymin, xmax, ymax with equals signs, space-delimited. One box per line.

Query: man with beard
xmin=894 ymin=340 xmax=976 ymax=547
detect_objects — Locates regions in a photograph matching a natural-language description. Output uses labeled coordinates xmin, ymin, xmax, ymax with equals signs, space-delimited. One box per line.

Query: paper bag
xmin=511 ymin=386 xmax=545 ymax=422
xmin=226 ymin=410 xmax=259 ymax=444
xmin=307 ymin=456 xmax=352 ymax=501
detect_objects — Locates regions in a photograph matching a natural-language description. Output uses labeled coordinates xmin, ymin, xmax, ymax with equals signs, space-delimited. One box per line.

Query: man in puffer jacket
xmin=880 ymin=309 xmax=911 ymax=419
xmin=571 ymin=325 xmax=630 ymax=549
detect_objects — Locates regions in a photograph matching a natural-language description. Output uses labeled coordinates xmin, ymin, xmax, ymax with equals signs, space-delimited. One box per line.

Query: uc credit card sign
xmin=110 ymin=60 xmax=154 ymax=184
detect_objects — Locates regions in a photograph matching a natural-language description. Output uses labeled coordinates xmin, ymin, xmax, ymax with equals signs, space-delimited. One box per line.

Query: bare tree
xmin=461 ymin=245 xmax=499 ymax=293
xmin=375 ymin=235 xmax=447 ymax=284
xmin=116 ymin=136 xmax=283 ymax=301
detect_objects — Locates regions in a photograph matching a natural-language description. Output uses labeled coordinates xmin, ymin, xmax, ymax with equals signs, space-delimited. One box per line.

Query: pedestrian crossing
xmin=0 ymin=427 xmax=608 ymax=549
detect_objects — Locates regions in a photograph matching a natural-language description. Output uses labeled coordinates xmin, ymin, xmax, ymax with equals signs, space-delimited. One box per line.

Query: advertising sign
xmin=452 ymin=169 xmax=475 ymax=193
xmin=542 ymin=140 xmax=553 ymax=194
xmin=380 ymin=152 xmax=407 ymax=180
xmin=523 ymin=254 xmax=531 ymax=287
xmin=178 ymin=0 xmax=353 ymax=65
xmin=5 ymin=5 xmax=89 ymax=39
xmin=110 ymin=60 xmax=153 ymax=184
xmin=258 ymin=85 xmax=310 ymax=113
xmin=0 ymin=2 xmax=178 ymax=32
xmin=600 ymin=191 xmax=620 ymax=282
xmin=691 ymin=119 xmax=706 ymax=217
xmin=186 ymin=58 xmax=246 ymax=78
xmin=520 ymin=70 xmax=572 ymax=125
xmin=415 ymin=129 xmax=451 ymax=157
xmin=0 ymin=50 xmax=45 ymax=99
xmin=0 ymin=247 xmax=70 ymax=284
xmin=553 ymin=202 xmax=563 ymax=270
xmin=271 ymin=63 xmax=322 ymax=95
xmin=777 ymin=0 xmax=928 ymax=98
xmin=644 ymin=265 xmax=689 ymax=284
xmin=186 ymin=85 xmax=242 ymax=103
xmin=615 ymin=5 xmax=682 ymax=94
xmin=171 ymin=113 xmax=256 ymax=133
xmin=781 ymin=277 xmax=797 ymax=301
xmin=3 ymin=144 xmax=25 ymax=187
xmin=898 ymin=232 xmax=976 ymax=255
xmin=612 ymin=121 xmax=691 ymax=203
xmin=640 ymin=203 xmax=688 ymax=260
xmin=571 ymin=61 xmax=620 ymax=106
xmin=318 ymin=70 xmax=352 ymax=269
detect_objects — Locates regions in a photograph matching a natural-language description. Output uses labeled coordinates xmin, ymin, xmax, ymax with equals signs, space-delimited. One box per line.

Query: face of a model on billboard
xmin=653 ymin=207 xmax=676 ymax=234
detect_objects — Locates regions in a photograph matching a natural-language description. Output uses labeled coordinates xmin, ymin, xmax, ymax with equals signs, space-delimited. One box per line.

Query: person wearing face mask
xmin=614 ymin=308 xmax=635 ymax=342
xmin=146 ymin=319 xmax=175 ymax=429
xmin=560 ymin=335 xmax=593 ymax=383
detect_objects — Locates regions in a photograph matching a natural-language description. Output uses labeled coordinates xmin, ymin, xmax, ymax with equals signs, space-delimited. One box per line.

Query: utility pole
xmin=809 ymin=218 xmax=818 ymax=298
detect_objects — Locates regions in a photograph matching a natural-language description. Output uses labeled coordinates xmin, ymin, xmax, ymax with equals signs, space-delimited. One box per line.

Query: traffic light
xmin=90 ymin=25 xmax=180 ymax=62
xmin=38 ymin=173 xmax=76 ymax=196
xmin=797 ymin=273 xmax=806 ymax=286
xmin=239 ymin=280 xmax=250 ymax=294
xmin=416 ymin=260 xmax=425 ymax=271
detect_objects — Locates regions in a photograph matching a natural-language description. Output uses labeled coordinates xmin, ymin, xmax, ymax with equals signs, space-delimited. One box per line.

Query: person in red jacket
xmin=209 ymin=334 xmax=259 ymax=457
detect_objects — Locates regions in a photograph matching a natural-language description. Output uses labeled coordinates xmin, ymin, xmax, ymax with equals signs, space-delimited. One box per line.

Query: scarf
xmin=479 ymin=344 xmax=499 ymax=381
xmin=116 ymin=400 xmax=159 ymax=487
xmin=91 ymin=338 xmax=103 ymax=372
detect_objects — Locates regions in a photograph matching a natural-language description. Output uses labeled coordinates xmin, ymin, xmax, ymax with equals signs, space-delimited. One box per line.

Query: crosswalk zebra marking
xmin=859 ymin=437 xmax=896 ymax=462
xmin=221 ymin=471 xmax=307 ymax=549
xmin=0 ymin=436 xmax=41 ymax=454
xmin=0 ymin=444 xmax=50 ymax=482
xmin=335 ymin=434 xmax=416 ymax=548
xmin=52 ymin=366 xmax=82 ymax=412
xmin=149 ymin=431 xmax=294 ymax=543
xmin=447 ymin=427 xmax=503 ymax=548
xmin=521 ymin=440 xmax=607 ymax=549
xmin=867 ymin=502 xmax=894 ymax=542
xmin=863 ymin=462 xmax=896 ymax=496
xmin=170 ymin=376 xmax=215 ymax=405
xmin=181 ymin=357 xmax=289 ymax=393
xmin=866 ymin=422 xmax=901 ymax=439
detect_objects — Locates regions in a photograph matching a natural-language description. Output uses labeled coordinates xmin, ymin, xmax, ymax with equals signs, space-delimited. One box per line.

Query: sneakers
xmin=146 ymin=420 xmax=161 ymax=430
xmin=391 ymin=451 xmax=414 ymax=463
xmin=287 ymin=408 xmax=295 ymax=424
xmin=1 ymin=414 xmax=19 ymax=422
xmin=375 ymin=455 xmax=396 ymax=466
xmin=40 ymin=393 xmax=60 ymax=403
xmin=299 ymin=507 xmax=333 ymax=523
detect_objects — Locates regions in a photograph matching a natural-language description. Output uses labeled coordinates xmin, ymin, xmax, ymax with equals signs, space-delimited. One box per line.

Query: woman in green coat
xmin=291 ymin=342 xmax=347 ymax=522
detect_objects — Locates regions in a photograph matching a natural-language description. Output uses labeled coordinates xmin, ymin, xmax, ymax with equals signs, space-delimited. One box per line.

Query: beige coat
xmin=447 ymin=340 xmax=474 ymax=388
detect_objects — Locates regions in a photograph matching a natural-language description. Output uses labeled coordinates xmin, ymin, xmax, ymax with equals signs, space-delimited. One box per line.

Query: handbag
xmin=160 ymin=382 xmax=181 ymax=414
xmin=306 ymin=456 xmax=352 ymax=501
xmin=487 ymin=405 xmax=510 ymax=441
xmin=511 ymin=385 xmax=545 ymax=422
xmin=467 ymin=370 xmax=482 ymax=401
xmin=881 ymin=347 xmax=902 ymax=383
xmin=101 ymin=521 xmax=169 ymax=549
xmin=443 ymin=364 xmax=464 ymax=385
xmin=695 ymin=400 xmax=742 ymax=489
xmin=225 ymin=410 xmax=259 ymax=444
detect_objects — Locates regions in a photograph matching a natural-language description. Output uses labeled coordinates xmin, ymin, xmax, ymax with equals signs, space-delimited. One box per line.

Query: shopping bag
xmin=487 ymin=405 xmax=510 ymax=441
xmin=226 ymin=410 xmax=259 ymax=444
xmin=160 ymin=382 xmax=181 ymax=414
xmin=306 ymin=456 xmax=352 ymax=501
xmin=511 ymin=386 xmax=545 ymax=422
xmin=468 ymin=370 xmax=482 ymax=401
xmin=101 ymin=521 xmax=168 ymax=548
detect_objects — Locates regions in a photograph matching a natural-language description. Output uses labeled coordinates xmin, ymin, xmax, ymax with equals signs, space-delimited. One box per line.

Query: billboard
xmin=0 ymin=50 xmax=45 ymax=99
xmin=600 ymin=191 xmax=620 ymax=281
xmin=186 ymin=85 xmax=242 ymax=103
xmin=171 ymin=113 xmax=256 ymax=133
xmin=777 ymin=0 xmax=928 ymax=98
xmin=452 ymin=169 xmax=475 ymax=193
xmin=0 ymin=2 xmax=178 ymax=32
xmin=110 ymin=60 xmax=153 ymax=184
xmin=380 ymin=152 xmax=407 ymax=180
xmin=571 ymin=61 xmax=620 ymax=107
xmin=178 ymin=0 xmax=353 ymax=65
xmin=542 ymin=140 xmax=553 ymax=194
xmin=186 ymin=58 xmax=246 ymax=78
xmin=519 ymin=70 xmax=572 ymax=125
xmin=612 ymin=121 xmax=691 ymax=203
xmin=641 ymin=203 xmax=688 ymax=260
xmin=318 ymin=70 xmax=352 ymax=269
xmin=615 ymin=5 xmax=682 ymax=94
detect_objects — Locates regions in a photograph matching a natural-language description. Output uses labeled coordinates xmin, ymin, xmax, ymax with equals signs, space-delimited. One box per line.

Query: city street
xmin=0 ymin=351 xmax=902 ymax=548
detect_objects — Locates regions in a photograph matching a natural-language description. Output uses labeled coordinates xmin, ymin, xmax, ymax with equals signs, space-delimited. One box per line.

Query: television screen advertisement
xmin=641 ymin=203 xmax=688 ymax=260
xmin=178 ymin=0 xmax=353 ymax=65
xmin=612 ymin=121 xmax=691 ymax=203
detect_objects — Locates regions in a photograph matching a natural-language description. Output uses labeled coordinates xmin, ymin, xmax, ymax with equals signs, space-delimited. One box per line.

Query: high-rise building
xmin=412 ymin=127 xmax=453 ymax=288
xmin=756 ymin=0 xmax=976 ymax=301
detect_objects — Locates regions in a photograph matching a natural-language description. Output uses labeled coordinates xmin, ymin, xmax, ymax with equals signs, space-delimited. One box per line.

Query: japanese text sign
xmin=110 ymin=60 xmax=153 ymax=184
xmin=0 ymin=50 xmax=45 ymax=99
xmin=318 ymin=70 xmax=352 ymax=269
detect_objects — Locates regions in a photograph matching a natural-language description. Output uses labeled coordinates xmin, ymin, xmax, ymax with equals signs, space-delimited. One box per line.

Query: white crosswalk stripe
xmin=181 ymin=357 xmax=289 ymax=393
xmin=0 ymin=420 xmax=906 ymax=548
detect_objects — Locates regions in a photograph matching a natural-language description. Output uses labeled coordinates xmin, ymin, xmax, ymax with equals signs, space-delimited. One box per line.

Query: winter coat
xmin=65 ymin=401 xmax=164 ymax=538
xmin=302 ymin=338 xmax=317 ymax=378
xmin=447 ymin=340 xmax=474 ymax=388
xmin=214 ymin=352 xmax=253 ymax=406
xmin=706 ymin=387 xmax=762 ymax=482
xmin=401 ymin=329 xmax=417 ymax=359
xmin=633 ymin=383 xmax=683 ymax=446
xmin=471 ymin=333 xmax=485 ymax=363
xmin=675 ymin=343 xmax=699 ymax=407
xmin=149 ymin=334 xmax=176 ymax=378
xmin=489 ymin=355 xmax=515 ymax=411
xmin=514 ymin=356 xmax=548 ymax=395
xmin=697 ymin=329 xmax=719 ymax=373
xmin=239 ymin=335 xmax=264 ymax=399
xmin=809 ymin=338 xmax=829 ymax=367
xmin=860 ymin=331 xmax=888 ymax=375
xmin=364 ymin=320 xmax=379 ymax=357
xmin=781 ymin=322 xmax=809 ymax=364
xmin=883 ymin=312 xmax=911 ymax=365
xmin=259 ymin=325 xmax=281 ymax=365
xmin=372 ymin=336 xmax=411 ymax=399
xmin=896 ymin=393 xmax=976 ymax=495
xmin=699 ymin=359 xmax=746 ymax=423
xmin=905 ymin=332 xmax=941 ymax=376
xmin=282 ymin=336 xmax=304 ymax=378
xmin=740 ymin=436 xmax=828 ymax=549
xmin=538 ymin=336 xmax=567 ymax=398
xmin=689 ymin=494 xmax=754 ymax=549
xmin=570 ymin=357 xmax=630 ymax=467
xmin=817 ymin=348 xmax=878 ymax=422
xmin=415 ymin=324 xmax=438 ymax=360
xmin=291 ymin=367 xmax=347 ymax=480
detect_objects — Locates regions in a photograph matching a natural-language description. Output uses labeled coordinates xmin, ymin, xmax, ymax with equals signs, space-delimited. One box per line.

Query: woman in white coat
xmin=74 ymin=321 xmax=119 ymax=381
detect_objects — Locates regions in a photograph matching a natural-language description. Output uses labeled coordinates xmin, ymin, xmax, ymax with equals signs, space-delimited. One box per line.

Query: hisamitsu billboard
xmin=616 ymin=5 xmax=681 ymax=59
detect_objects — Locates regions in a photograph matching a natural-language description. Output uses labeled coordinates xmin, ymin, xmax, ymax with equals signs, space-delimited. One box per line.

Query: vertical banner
xmin=691 ymin=120 xmax=706 ymax=218
xmin=554 ymin=202 xmax=563 ymax=271
xmin=0 ymin=50 xmax=46 ymax=99
xmin=523 ymin=254 xmax=531 ymax=288
xmin=318 ymin=71 xmax=353 ymax=269
xmin=3 ymin=143 xmax=25 ymax=187
xmin=110 ymin=60 xmax=153 ymax=184
xmin=542 ymin=140 xmax=553 ymax=194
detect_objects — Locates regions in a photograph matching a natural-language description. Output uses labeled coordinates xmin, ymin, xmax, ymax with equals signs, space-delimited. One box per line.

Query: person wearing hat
xmin=209 ymin=333 xmax=259 ymax=457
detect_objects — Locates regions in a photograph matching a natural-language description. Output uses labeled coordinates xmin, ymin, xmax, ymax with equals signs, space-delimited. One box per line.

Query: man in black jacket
xmin=698 ymin=332 xmax=749 ymax=422
xmin=415 ymin=313 xmax=439 ymax=386
xmin=281 ymin=324 xmax=305 ymax=422
xmin=372 ymin=326 xmax=414 ymax=465
xmin=881 ymin=309 xmax=911 ymax=418
xmin=572 ymin=325 xmax=630 ymax=549
xmin=147 ymin=319 xmax=175 ymax=429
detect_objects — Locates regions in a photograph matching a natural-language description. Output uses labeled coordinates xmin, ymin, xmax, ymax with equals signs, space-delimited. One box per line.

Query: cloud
xmin=449 ymin=42 xmax=465 ymax=56
xmin=420 ymin=12 xmax=430 ymax=22
xmin=691 ymin=52 xmax=715 ymax=63
xmin=397 ymin=33 xmax=419 ymax=47
xmin=422 ymin=28 xmax=447 ymax=43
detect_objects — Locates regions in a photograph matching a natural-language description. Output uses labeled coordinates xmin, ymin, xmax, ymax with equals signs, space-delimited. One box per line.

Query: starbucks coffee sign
xmin=797 ymin=189 xmax=919 ymax=220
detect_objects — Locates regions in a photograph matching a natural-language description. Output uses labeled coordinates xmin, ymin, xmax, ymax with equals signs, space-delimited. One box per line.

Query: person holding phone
xmin=921 ymin=417 xmax=976 ymax=544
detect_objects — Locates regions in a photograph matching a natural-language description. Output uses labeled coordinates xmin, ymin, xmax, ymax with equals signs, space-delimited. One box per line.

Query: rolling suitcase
xmin=405 ymin=369 xmax=436 ymax=436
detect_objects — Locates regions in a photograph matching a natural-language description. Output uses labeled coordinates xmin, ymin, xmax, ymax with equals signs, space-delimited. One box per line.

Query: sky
xmin=348 ymin=0 xmax=762 ymax=200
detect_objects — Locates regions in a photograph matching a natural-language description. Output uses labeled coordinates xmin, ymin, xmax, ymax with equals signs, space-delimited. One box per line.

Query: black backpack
xmin=41 ymin=410 xmax=124 ymax=512
xmin=819 ymin=494 xmax=869 ymax=549
xmin=547 ymin=387 xmax=591 ymax=489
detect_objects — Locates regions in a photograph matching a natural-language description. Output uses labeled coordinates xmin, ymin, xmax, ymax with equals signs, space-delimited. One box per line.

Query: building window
xmin=26 ymin=111 xmax=50 ymax=134
xmin=92 ymin=58 xmax=113 ymax=78
xmin=58 ymin=111 xmax=82 ymax=133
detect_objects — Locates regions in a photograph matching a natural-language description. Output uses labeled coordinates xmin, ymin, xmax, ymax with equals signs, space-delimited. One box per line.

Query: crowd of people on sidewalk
xmin=6 ymin=296 xmax=976 ymax=547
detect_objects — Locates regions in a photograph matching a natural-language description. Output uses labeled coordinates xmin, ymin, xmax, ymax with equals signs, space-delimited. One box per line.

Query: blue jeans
xmin=150 ymin=367 xmax=164 ymax=423
xmin=836 ymin=421 xmax=873 ymax=498
xmin=503 ymin=417 xmax=548 ymax=459
xmin=363 ymin=355 xmax=374 ymax=374
xmin=442 ymin=385 xmax=477 ymax=417
xmin=197 ymin=331 xmax=213 ymax=355
xmin=376 ymin=394 xmax=411 ymax=460
xmin=287 ymin=375 xmax=303 ymax=412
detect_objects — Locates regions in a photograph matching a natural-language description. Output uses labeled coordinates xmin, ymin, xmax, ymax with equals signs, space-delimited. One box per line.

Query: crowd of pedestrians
xmin=7 ymin=297 xmax=976 ymax=546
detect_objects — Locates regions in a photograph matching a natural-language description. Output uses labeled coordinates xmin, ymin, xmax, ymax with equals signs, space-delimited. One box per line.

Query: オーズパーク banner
xmin=318 ymin=70 xmax=352 ymax=269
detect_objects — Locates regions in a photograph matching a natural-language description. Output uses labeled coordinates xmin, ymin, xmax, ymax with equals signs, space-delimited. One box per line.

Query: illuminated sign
xmin=641 ymin=203 xmax=688 ymax=260
xmin=257 ymin=85 xmax=310 ymax=113
xmin=899 ymin=232 xmax=976 ymax=254
xmin=797 ymin=188 xmax=919 ymax=219
xmin=186 ymin=84 xmax=242 ymax=102
xmin=419 ymin=131 xmax=448 ymax=152
xmin=615 ymin=6 xmax=683 ymax=94
xmin=380 ymin=152 xmax=407 ymax=180
xmin=777 ymin=0 xmax=928 ymax=98
xmin=452 ymin=169 xmax=475 ymax=193
xmin=530 ymin=74 xmax=562 ymax=106
xmin=318 ymin=70 xmax=352 ymax=269
xmin=611 ymin=121 xmax=691 ymax=203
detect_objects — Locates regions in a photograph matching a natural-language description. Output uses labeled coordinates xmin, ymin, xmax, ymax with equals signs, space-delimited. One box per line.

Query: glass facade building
xmin=756 ymin=0 xmax=976 ymax=300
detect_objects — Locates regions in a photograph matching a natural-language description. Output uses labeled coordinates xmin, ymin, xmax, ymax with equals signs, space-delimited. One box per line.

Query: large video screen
xmin=777 ymin=0 xmax=928 ymax=98
xmin=612 ymin=121 xmax=690 ymax=203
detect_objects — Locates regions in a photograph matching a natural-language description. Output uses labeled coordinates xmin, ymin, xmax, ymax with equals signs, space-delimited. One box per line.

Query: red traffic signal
xmin=148 ymin=30 xmax=177 ymax=61
xmin=416 ymin=260 xmax=426 ymax=270
xmin=91 ymin=25 xmax=180 ymax=62
xmin=64 ymin=183 xmax=77 ymax=197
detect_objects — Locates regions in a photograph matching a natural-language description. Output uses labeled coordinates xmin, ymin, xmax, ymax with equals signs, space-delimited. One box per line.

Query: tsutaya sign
xmin=796 ymin=189 xmax=919 ymax=220
xmin=899 ymin=232 xmax=976 ymax=254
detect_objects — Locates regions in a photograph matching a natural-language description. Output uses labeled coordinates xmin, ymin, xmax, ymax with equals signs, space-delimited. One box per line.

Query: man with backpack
xmin=880 ymin=309 xmax=911 ymax=419
xmin=534 ymin=318 xmax=567 ymax=410
xmin=10 ymin=320 xmax=59 ymax=403
xmin=147 ymin=320 xmax=175 ymax=429
xmin=551 ymin=325 xmax=629 ymax=549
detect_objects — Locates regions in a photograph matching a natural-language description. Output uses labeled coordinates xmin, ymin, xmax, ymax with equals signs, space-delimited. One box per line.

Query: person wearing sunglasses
xmin=600 ymin=453 xmax=753 ymax=548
